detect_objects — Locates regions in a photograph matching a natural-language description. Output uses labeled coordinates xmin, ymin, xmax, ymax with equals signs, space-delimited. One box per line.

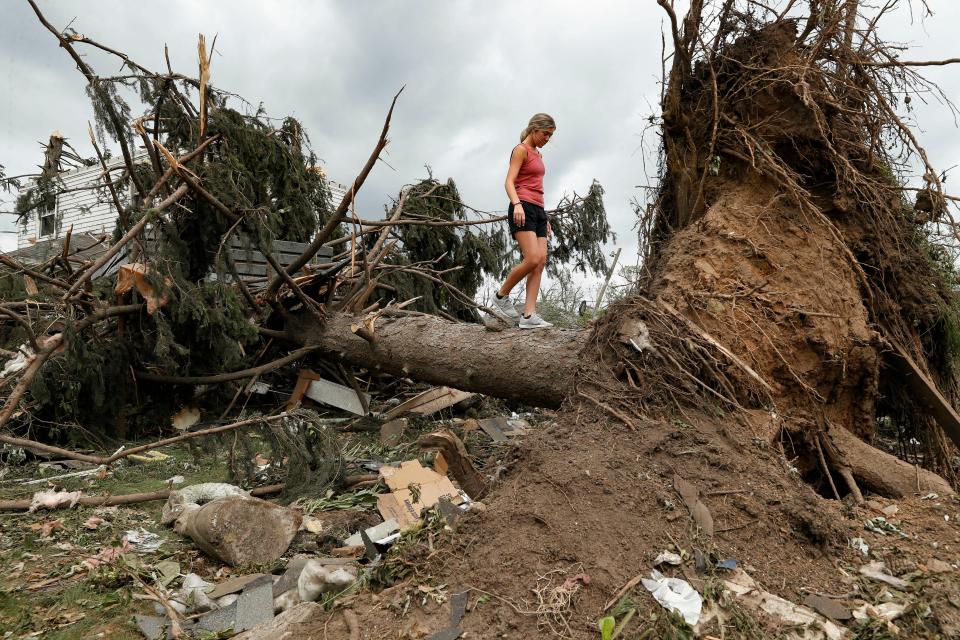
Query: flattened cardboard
xmin=377 ymin=460 xmax=461 ymax=526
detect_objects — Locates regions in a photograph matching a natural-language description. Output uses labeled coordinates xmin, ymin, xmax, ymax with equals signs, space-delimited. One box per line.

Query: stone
xmin=802 ymin=594 xmax=853 ymax=621
xmin=864 ymin=499 xmax=885 ymax=514
xmin=927 ymin=558 xmax=954 ymax=574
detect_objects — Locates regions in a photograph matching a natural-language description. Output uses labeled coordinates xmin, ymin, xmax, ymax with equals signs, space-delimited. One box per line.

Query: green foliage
xmin=86 ymin=79 xmax=134 ymax=151
xmin=548 ymin=179 xmax=615 ymax=278
xmin=382 ymin=177 xmax=509 ymax=321
xmin=29 ymin=322 xmax=137 ymax=434
xmin=14 ymin=173 xmax=57 ymax=221
xmin=0 ymin=270 xmax=27 ymax=302
xmin=598 ymin=615 xmax=615 ymax=640
xmin=6 ymin=61 xmax=339 ymax=438
xmin=912 ymin=228 xmax=960 ymax=373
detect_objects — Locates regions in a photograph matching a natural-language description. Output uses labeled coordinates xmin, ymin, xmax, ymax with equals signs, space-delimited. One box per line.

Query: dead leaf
xmin=301 ymin=515 xmax=324 ymax=534
xmin=80 ymin=540 xmax=131 ymax=569
xmin=172 ymin=406 xmax=201 ymax=431
xmin=115 ymin=263 xmax=170 ymax=314
xmin=28 ymin=519 xmax=64 ymax=538
xmin=83 ymin=516 xmax=104 ymax=530
xmin=23 ymin=275 xmax=39 ymax=296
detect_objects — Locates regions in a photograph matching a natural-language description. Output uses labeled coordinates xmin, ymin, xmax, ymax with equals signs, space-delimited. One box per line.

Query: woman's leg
xmin=498 ymin=231 xmax=543 ymax=297
xmin=522 ymin=236 xmax=549 ymax=316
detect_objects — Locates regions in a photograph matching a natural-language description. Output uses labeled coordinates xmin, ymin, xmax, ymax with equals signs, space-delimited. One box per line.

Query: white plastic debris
xmin=859 ymin=561 xmax=910 ymax=589
xmin=298 ymin=560 xmax=357 ymax=603
xmin=654 ymin=551 xmax=683 ymax=566
xmin=718 ymin=569 xmax=845 ymax=640
xmin=165 ymin=573 xmax=216 ymax=615
xmin=28 ymin=489 xmax=83 ymax=512
xmin=249 ymin=381 xmax=270 ymax=395
xmin=849 ymin=537 xmax=870 ymax=556
xmin=852 ymin=601 xmax=906 ymax=622
xmin=1 ymin=346 xmax=32 ymax=378
xmin=124 ymin=528 xmax=164 ymax=553
xmin=641 ymin=569 xmax=702 ymax=626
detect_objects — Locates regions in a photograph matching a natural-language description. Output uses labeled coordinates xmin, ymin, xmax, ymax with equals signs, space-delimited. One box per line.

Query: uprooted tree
xmin=4 ymin=0 xmax=960 ymax=635
xmin=0 ymin=0 xmax=958 ymax=499
xmin=287 ymin=0 xmax=960 ymax=504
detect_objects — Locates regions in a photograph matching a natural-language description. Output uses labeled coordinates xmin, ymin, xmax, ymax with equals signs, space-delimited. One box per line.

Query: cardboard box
xmin=376 ymin=460 xmax=462 ymax=527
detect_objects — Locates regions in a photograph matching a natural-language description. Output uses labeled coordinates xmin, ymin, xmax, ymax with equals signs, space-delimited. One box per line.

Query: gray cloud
xmin=2 ymin=0 xmax=959 ymax=282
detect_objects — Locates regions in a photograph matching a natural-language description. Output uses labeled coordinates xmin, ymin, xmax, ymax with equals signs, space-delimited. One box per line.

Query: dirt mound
xmin=342 ymin=406 xmax=852 ymax=639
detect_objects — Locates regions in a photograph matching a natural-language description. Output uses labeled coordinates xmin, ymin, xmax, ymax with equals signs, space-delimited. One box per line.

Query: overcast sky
xmin=2 ymin=1 xmax=959 ymax=292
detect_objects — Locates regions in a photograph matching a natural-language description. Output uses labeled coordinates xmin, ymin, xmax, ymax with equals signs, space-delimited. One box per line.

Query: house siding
xmin=17 ymin=160 xmax=346 ymax=251
xmin=17 ymin=159 xmax=128 ymax=249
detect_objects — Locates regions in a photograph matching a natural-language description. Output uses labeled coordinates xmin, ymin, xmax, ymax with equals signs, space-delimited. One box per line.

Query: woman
xmin=492 ymin=113 xmax=556 ymax=329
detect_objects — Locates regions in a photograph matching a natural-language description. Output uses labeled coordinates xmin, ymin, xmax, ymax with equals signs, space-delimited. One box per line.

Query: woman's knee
xmin=536 ymin=252 xmax=547 ymax=271
xmin=521 ymin=253 xmax=542 ymax=271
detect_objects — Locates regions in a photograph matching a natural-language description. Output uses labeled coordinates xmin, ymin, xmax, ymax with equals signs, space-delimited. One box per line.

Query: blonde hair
xmin=520 ymin=113 xmax=556 ymax=142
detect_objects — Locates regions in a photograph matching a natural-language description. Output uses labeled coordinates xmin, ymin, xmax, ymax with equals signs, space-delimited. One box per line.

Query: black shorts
xmin=507 ymin=201 xmax=548 ymax=238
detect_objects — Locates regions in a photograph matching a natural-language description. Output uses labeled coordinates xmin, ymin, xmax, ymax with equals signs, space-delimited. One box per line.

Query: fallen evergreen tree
xmin=0 ymin=1 xmax=613 ymax=444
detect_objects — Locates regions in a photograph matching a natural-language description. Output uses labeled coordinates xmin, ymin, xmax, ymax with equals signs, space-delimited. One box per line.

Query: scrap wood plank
xmin=383 ymin=386 xmax=474 ymax=421
xmin=887 ymin=341 xmax=960 ymax=450
xmin=286 ymin=369 xmax=321 ymax=411
xmin=419 ymin=430 xmax=488 ymax=499
xmin=476 ymin=417 xmax=531 ymax=442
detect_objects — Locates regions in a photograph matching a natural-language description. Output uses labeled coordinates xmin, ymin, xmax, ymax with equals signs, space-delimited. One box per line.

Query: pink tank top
xmin=513 ymin=144 xmax=545 ymax=207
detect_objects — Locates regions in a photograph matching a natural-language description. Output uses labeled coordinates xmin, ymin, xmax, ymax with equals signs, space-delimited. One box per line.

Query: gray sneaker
xmin=492 ymin=294 xmax=521 ymax=322
xmin=519 ymin=313 xmax=553 ymax=329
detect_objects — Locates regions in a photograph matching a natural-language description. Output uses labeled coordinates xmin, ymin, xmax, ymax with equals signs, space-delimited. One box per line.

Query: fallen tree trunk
xmin=288 ymin=312 xmax=587 ymax=408
xmin=288 ymin=307 xmax=951 ymax=499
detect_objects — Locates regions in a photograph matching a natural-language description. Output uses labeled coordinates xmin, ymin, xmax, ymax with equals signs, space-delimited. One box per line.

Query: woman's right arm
xmin=505 ymin=145 xmax=527 ymax=226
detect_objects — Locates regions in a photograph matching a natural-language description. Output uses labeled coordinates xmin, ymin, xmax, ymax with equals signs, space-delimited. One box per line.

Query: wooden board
xmin=383 ymin=387 xmax=474 ymax=421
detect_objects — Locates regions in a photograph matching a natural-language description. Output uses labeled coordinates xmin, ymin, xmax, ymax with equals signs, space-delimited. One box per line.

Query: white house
xmin=17 ymin=158 xmax=127 ymax=250
xmin=18 ymin=161 xmax=349 ymax=251
xmin=10 ymin=158 xmax=343 ymax=275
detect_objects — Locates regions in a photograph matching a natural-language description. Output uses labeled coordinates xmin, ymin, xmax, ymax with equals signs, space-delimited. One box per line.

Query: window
xmin=40 ymin=211 xmax=56 ymax=237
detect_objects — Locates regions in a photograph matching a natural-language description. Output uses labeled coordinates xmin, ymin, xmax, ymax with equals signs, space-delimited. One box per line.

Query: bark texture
xmin=288 ymin=312 xmax=586 ymax=408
